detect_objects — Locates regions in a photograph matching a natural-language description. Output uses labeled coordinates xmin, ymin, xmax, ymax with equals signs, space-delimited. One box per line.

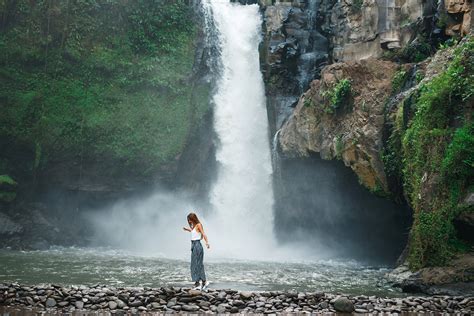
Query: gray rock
xmin=108 ymin=301 xmax=118 ymax=309
xmin=129 ymin=300 xmax=143 ymax=307
xmin=75 ymin=301 xmax=84 ymax=309
xmin=150 ymin=302 xmax=161 ymax=309
xmin=58 ymin=301 xmax=69 ymax=307
xmin=182 ymin=304 xmax=199 ymax=312
xmin=25 ymin=296 xmax=34 ymax=305
xmin=167 ymin=298 xmax=177 ymax=307
xmin=333 ymin=297 xmax=354 ymax=313
xmin=0 ymin=213 xmax=23 ymax=235
xmin=240 ymin=291 xmax=253 ymax=300
xmin=217 ymin=304 xmax=227 ymax=313
xmin=46 ymin=298 xmax=56 ymax=307
xmin=233 ymin=299 xmax=245 ymax=306
xmin=355 ymin=308 xmax=368 ymax=313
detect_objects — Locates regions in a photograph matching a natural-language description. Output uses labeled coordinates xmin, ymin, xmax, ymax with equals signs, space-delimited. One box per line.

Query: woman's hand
xmin=183 ymin=227 xmax=191 ymax=232
xmin=205 ymin=242 xmax=210 ymax=249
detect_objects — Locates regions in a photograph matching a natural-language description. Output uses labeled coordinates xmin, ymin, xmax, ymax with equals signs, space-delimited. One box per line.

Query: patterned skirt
xmin=191 ymin=240 xmax=206 ymax=282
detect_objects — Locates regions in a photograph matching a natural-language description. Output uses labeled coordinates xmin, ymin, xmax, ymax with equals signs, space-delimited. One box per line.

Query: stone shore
xmin=1 ymin=283 xmax=473 ymax=314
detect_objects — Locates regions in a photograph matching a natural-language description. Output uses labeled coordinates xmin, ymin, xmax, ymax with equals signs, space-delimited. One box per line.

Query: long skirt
xmin=191 ymin=240 xmax=206 ymax=282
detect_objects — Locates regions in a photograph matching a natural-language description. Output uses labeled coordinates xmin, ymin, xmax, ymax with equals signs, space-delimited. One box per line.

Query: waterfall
xmin=202 ymin=0 xmax=276 ymax=259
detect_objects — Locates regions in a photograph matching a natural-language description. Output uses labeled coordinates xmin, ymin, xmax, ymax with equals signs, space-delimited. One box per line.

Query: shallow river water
xmin=0 ymin=247 xmax=405 ymax=297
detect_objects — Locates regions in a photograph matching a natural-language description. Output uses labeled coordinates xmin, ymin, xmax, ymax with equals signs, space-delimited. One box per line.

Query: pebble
xmin=45 ymin=298 xmax=56 ymax=307
xmin=0 ymin=282 xmax=472 ymax=314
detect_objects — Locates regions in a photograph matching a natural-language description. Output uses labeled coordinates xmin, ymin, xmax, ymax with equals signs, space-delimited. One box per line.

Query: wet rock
xmin=240 ymin=291 xmax=253 ymax=300
xmin=45 ymin=298 xmax=56 ymax=308
xmin=25 ymin=297 xmax=34 ymax=305
xmin=182 ymin=304 xmax=199 ymax=312
xmin=108 ymin=301 xmax=117 ymax=309
xmin=128 ymin=300 xmax=142 ymax=307
xmin=216 ymin=304 xmax=227 ymax=313
xmin=333 ymin=297 xmax=354 ymax=313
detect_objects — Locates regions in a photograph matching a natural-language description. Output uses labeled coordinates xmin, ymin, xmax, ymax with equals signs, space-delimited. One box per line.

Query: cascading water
xmin=202 ymin=0 xmax=277 ymax=259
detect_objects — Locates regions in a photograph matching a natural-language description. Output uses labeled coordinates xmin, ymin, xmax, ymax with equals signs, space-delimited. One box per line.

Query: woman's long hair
xmin=187 ymin=212 xmax=201 ymax=228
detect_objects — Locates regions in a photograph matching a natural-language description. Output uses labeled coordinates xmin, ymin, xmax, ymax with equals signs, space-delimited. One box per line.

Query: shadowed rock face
xmin=274 ymin=154 xmax=411 ymax=264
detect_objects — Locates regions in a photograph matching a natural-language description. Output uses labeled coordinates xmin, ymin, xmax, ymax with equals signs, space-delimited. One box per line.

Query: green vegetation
xmin=384 ymin=37 xmax=474 ymax=269
xmin=0 ymin=0 xmax=209 ymax=178
xmin=415 ymin=70 xmax=424 ymax=83
xmin=322 ymin=78 xmax=352 ymax=114
xmin=392 ymin=69 xmax=409 ymax=93
xmin=0 ymin=175 xmax=17 ymax=202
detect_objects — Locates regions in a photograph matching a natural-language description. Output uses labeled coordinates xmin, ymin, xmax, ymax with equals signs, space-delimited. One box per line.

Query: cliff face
xmin=279 ymin=58 xmax=398 ymax=192
xmin=0 ymin=1 xmax=215 ymax=249
xmin=263 ymin=0 xmax=473 ymax=280
xmin=261 ymin=0 xmax=447 ymax=135
xmin=323 ymin=0 xmax=438 ymax=61
xmin=260 ymin=0 xmax=329 ymax=134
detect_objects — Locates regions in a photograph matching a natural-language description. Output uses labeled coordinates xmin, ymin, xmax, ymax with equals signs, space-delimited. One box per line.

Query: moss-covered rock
xmin=0 ymin=175 xmax=17 ymax=202
xmin=0 ymin=0 xmax=210 ymax=190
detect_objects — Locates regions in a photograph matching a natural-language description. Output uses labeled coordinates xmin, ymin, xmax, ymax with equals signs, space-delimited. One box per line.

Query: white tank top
xmin=191 ymin=226 xmax=201 ymax=241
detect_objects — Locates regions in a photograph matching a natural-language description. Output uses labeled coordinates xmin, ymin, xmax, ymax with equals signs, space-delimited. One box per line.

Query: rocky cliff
xmin=263 ymin=0 xmax=473 ymax=291
xmin=279 ymin=58 xmax=398 ymax=192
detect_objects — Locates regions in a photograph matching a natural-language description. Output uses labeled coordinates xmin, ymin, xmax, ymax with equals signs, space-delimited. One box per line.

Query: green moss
xmin=398 ymin=37 xmax=474 ymax=270
xmin=322 ymin=78 xmax=352 ymax=114
xmin=0 ymin=175 xmax=17 ymax=186
xmin=415 ymin=70 xmax=424 ymax=83
xmin=0 ymin=175 xmax=17 ymax=203
xmin=392 ymin=69 xmax=409 ymax=93
xmin=0 ymin=0 xmax=208 ymax=176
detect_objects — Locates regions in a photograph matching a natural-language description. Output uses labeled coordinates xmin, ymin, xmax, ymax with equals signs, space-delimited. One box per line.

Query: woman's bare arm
xmin=183 ymin=226 xmax=191 ymax=232
xmin=197 ymin=223 xmax=210 ymax=248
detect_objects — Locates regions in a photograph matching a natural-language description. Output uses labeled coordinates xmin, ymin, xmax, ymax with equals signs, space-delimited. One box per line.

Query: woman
xmin=183 ymin=212 xmax=210 ymax=291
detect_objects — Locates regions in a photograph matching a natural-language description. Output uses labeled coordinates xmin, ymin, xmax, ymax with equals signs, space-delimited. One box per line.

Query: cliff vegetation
xmin=384 ymin=37 xmax=474 ymax=269
xmin=0 ymin=0 xmax=209 ymax=193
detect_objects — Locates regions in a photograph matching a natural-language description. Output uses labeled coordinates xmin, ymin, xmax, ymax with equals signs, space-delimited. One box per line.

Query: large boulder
xmin=333 ymin=297 xmax=354 ymax=313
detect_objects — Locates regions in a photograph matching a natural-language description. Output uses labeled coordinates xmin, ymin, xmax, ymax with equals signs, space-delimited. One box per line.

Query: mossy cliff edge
xmin=0 ymin=1 xmax=212 ymax=196
xmin=0 ymin=1 xmax=214 ymax=249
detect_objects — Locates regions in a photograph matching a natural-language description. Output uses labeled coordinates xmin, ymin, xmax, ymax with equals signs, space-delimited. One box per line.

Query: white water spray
xmin=203 ymin=0 xmax=276 ymax=259
xmin=90 ymin=0 xmax=330 ymax=262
